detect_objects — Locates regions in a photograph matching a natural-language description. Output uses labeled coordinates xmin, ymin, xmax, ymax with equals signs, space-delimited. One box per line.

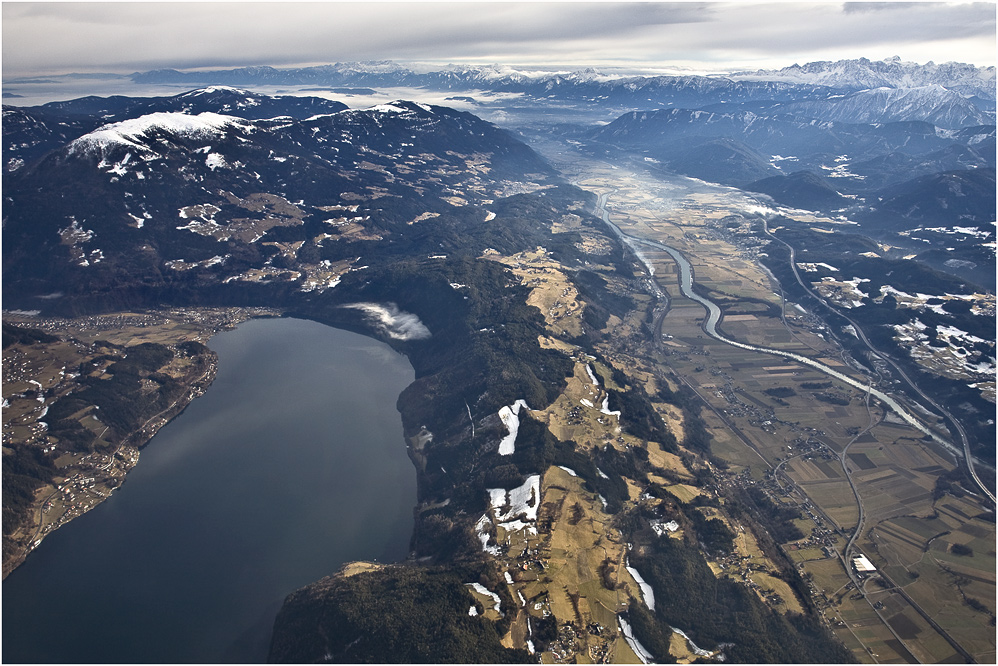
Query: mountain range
xmin=103 ymin=57 xmax=994 ymax=127
xmin=3 ymin=91 xmax=552 ymax=311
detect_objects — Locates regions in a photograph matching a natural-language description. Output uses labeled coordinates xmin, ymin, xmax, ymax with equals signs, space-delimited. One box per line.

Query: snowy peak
xmin=68 ymin=112 xmax=252 ymax=156
xmin=732 ymin=57 xmax=996 ymax=100
xmin=178 ymin=85 xmax=256 ymax=98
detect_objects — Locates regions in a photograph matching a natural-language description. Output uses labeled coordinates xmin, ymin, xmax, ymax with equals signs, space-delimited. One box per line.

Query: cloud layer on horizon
xmin=2 ymin=2 xmax=994 ymax=78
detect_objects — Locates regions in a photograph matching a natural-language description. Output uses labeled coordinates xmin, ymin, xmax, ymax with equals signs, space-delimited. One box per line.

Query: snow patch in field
xmin=489 ymin=475 xmax=541 ymax=525
xmin=600 ymin=395 xmax=621 ymax=418
xmin=466 ymin=583 xmax=502 ymax=614
xmin=672 ymin=628 xmax=713 ymax=658
xmin=586 ymin=364 xmax=600 ymax=386
xmin=619 ymin=617 xmax=655 ymax=664
xmin=580 ymin=398 xmax=594 ymax=408
xmin=556 ymin=465 xmax=578 ymax=477
xmin=475 ymin=514 xmax=501 ymax=556
xmin=743 ymin=204 xmax=777 ymax=217
xmin=626 ymin=560 xmax=655 ymax=610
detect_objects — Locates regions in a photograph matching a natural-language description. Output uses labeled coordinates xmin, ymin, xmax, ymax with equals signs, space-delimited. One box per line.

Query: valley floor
xmin=518 ymin=143 xmax=996 ymax=663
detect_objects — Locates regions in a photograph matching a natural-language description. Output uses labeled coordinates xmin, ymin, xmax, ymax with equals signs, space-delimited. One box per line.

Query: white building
xmin=852 ymin=554 xmax=876 ymax=573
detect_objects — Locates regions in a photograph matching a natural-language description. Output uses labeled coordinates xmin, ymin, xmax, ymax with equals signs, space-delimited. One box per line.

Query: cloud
xmin=2 ymin=1 xmax=994 ymax=78
xmin=842 ymin=2 xmax=938 ymax=13
xmin=341 ymin=303 xmax=431 ymax=341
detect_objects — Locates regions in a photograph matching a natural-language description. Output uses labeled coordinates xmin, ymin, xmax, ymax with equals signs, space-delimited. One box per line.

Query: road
xmin=593 ymin=189 xmax=984 ymax=662
xmin=761 ymin=220 xmax=995 ymax=506
xmin=593 ymin=192 xmax=971 ymax=464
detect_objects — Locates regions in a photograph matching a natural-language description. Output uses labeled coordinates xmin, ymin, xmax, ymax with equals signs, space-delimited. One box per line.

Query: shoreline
xmin=2 ymin=307 xmax=277 ymax=579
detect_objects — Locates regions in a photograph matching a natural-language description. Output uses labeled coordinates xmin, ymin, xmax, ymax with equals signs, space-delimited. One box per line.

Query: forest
xmin=268 ymin=564 xmax=529 ymax=663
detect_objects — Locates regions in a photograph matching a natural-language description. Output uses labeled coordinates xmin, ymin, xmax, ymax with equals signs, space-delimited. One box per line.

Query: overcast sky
xmin=2 ymin=1 xmax=995 ymax=79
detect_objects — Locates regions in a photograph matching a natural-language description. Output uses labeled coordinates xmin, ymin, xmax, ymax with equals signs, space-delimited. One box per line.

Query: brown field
xmin=557 ymin=161 xmax=993 ymax=663
xmin=494 ymin=248 xmax=586 ymax=339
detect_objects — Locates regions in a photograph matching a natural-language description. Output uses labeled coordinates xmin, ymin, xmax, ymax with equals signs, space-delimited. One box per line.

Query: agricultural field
xmin=557 ymin=159 xmax=995 ymax=663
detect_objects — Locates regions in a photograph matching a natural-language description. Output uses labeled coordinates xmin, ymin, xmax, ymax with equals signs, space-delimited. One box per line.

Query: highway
xmin=761 ymin=219 xmax=995 ymax=506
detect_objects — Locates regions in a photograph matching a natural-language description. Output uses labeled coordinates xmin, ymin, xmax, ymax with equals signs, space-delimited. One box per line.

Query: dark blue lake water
xmin=3 ymin=317 xmax=417 ymax=663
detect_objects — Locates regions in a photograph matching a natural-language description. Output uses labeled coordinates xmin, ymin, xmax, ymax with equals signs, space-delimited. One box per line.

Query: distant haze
xmin=2 ymin=2 xmax=994 ymax=79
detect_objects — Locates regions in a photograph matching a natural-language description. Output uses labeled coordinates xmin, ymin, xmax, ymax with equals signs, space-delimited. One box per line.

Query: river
xmin=2 ymin=317 xmax=417 ymax=663
xmin=592 ymin=192 xmax=967 ymax=463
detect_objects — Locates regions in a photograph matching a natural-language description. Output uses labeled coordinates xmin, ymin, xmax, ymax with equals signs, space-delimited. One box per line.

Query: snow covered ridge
xmin=68 ymin=112 xmax=253 ymax=156
xmin=730 ymin=56 xmax=996 ymax=99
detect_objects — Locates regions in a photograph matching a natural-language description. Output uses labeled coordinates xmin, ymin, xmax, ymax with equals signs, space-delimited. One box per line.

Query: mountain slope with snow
xmin=732 ymin=56 xmax=996 ymax=100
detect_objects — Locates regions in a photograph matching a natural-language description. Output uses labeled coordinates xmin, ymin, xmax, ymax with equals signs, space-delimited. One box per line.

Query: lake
xmin=2 ymin=317 xmax=417 ymax=663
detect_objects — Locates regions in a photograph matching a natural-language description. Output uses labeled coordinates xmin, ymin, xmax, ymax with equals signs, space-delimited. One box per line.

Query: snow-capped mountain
xmin=778 ymin=85 xmax=993 ymax=129
xmin=121 ymin=59 xmax=997 ymax=129
xmin=732 ymin=56 xmax=996 ymax=100
xmin=2 ymin=98 xmax=554 ymax=308
xmin=4 ymin=88 xmax=348 ymax=171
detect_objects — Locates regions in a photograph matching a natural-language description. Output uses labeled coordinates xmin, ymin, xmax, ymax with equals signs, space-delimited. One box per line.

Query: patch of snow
xmin=205 ymin=153 xmax=228 ymax=170
xmin=626 ymin=560 xmax=655 ymax=610
xmin=743 ymin=204 xmax=777 ymax=217
xmin=556 ymin=465 xmax=578 ymax=477
xmin=497 ymin=399 xmax=530 ymax=455
xmin=672 ymin=628 xmax=712 ymax=658
xmin=475 ymin=514 xmax=501 ymax=556
xmin=489 ymin=475 xmax=541 ymax=525
xmin=600 ymin=395 xmax=621 ymax=418
xmin=619 ymin=617 xmax=655 ymax=664
xmin=466 ymin=582 xmax=502 ymax=614
xmin=586 ymin=364 xmax=600 ymax=386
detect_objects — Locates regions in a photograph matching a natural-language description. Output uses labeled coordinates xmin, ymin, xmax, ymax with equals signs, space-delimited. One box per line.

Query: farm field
xmin=556 ymin=157 xmax=995 ymax=663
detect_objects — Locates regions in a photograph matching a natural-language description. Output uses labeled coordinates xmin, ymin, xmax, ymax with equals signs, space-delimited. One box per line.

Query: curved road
xmin=761 ymin=220 xmax=994 ymax=506
xmin=593 ymin=192 xmax=995 ymax=506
